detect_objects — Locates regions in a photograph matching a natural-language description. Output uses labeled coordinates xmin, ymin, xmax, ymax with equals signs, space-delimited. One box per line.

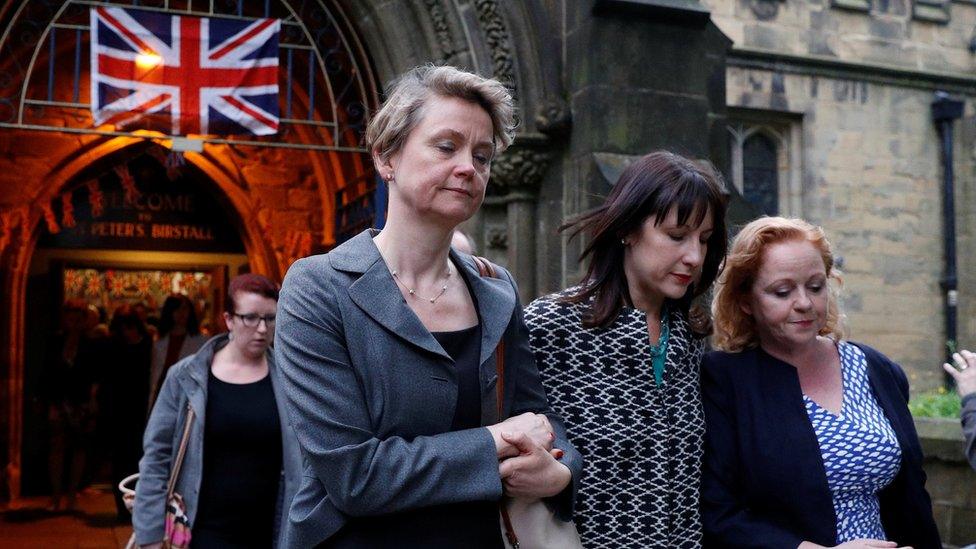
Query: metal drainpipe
xmin=932 ymin=91 xmax=965 ymax=386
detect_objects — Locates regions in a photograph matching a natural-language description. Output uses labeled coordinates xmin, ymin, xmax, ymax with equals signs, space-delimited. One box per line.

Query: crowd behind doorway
xmin=39 ymin=290 xmax=214 ymax=520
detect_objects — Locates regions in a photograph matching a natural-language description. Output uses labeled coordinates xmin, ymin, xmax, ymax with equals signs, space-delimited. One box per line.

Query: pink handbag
xmin=120 ymin=404 xmax=195 ymax=549
xmin=162 ymin=405 xmax=194 ymax=548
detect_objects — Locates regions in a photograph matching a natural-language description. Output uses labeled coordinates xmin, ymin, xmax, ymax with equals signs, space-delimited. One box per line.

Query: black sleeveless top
xmin=192 ymin=371 xmax=282 ymax=548
xmin=322 ymin=323 xmax=504 ymax=549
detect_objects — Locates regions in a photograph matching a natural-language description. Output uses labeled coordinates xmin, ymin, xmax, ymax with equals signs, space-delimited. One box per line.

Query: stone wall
xmin=703 ymin=0 xmax=976 ymax=390
xmin=0 ymin=126 xmax=337 ymax=280
xmin=706 ymin=0 xmax=976 ymax=73
xmin=535 ymin=0 xmax=731 ymax=294
xmin=917 ymin=417 xmax=976 ymax=546
xmin=727 ymin=64 xmax=976 ymax=390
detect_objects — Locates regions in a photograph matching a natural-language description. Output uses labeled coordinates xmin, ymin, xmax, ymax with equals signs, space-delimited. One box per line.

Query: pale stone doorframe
xmin=728 ymin=115 xmax=803 ymax=218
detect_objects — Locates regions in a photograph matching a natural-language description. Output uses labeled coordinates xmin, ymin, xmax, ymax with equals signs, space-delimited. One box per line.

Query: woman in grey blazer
xmin=275 ymin=65 xmax=583 ymax=548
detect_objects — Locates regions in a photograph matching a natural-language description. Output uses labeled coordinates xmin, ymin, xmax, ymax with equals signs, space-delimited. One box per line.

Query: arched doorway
xmin=21 ymin=142 xmax=249 ymax=496
xmin=0 ymin=0 xmax=381 ymax=502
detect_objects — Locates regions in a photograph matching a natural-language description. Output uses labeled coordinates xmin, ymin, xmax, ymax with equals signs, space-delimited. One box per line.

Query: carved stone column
xmin=485 ymin=137 xmax=554 ymax=301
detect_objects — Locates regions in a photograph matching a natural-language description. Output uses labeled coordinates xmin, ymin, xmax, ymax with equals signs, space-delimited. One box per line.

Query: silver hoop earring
xmin=228 ymin=331 xmax=234 ymax=341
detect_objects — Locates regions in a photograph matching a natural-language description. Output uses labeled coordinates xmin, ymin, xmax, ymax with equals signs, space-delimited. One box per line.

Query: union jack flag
xmin=90 ymin=7 xmax=280 ymax=136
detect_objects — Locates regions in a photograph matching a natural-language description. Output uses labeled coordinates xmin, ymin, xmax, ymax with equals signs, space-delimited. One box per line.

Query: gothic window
xmin=742 ymin=132 xmax=779 ymax=216
xmin=728 ymin=115 xmax=802 ymax=217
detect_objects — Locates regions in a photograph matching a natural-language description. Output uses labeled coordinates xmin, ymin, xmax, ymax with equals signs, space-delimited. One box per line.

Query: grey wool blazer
xmin=274 ymin=229 xmax=583 ymax=548
xmin=133 ymin=334 xmax=303 ymax=548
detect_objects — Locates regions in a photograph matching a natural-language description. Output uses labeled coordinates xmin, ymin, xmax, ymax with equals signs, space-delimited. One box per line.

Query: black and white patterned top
xmin=524 ymin=288 xmax=706 ymax=548
xmin=804 ymin=342 xmax=902 ymax=543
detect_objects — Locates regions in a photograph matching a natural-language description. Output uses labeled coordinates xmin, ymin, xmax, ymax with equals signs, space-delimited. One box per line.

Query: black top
xmin=437 ymin=325 xmax=483 ymax=430
xmin=193 ymin=371 xmax=282 ymax=549
xmin=323 ymin=323 xmax=504 ymax=549
xmin=100 ymin=336 xmax=152 ymax=434
xmin=42 ymin=334 xmax=100 ymax=407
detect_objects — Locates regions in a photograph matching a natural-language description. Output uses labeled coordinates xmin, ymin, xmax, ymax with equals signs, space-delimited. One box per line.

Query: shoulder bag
xmin=471 ymin=256 xmax=583 ymax=549
xmin=119 ymin=404 xmax=195 ymax=549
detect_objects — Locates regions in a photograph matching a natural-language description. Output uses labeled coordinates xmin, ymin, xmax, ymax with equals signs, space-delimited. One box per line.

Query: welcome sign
xmin=39 ymin=154 xmax=244 ymax=253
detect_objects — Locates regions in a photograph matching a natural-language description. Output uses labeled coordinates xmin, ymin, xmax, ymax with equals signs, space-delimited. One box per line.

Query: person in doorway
xmin=942 ymin=350 xmax=976 ymax=471
xmin=102 ymin=305 xmax=153 ymax=520
xmin=702 ymin=216 xmax=941 ymax=548
xmin=85 ymin=303 xmax=110 ymax=339
xmin=42 ymin=298 xmax=99 ymax=511
xmin=132 ymin=301 xmax=159 ymax=341
xmin=523 ymin=150 xmax=728 ymax=547
xmin=148 ymin=294 xmax=206 ymax=410
xmin=134 ymin=274 xmax=301 ymax=548
xmin=274 ymin=64 xmax=581 ymax=548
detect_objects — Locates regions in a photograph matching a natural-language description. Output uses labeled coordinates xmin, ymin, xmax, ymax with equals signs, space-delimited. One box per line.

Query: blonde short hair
xmin=712 ymin=216 xmax=846 ymax=352
xmin=365 ymin=65 xmax=517 ymax=162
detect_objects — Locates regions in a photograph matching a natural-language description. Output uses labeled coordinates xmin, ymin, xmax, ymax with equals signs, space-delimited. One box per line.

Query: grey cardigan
xmin=275 ymin=229 xmax=583 ymax=548
xmin=132 ymin=334 xmax=303 ymax=547
xmin=964 ymin=393 xmax=976 ymax=470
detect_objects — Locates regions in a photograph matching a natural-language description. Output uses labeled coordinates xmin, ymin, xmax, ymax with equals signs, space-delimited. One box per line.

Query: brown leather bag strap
xmin=472 ymin=256 xmax=506 ymax=417
xmin=473 ymin=256 xmax=520 ymax=549
xmin=472 ymin=255 xmax=497 ymax=278
xmin=166 ymin=404 xmax=195 ymax=498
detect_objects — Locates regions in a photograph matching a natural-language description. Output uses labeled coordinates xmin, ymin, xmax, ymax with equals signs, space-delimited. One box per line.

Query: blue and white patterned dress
xmin=803 ymin=341 xmax=903 ymax=543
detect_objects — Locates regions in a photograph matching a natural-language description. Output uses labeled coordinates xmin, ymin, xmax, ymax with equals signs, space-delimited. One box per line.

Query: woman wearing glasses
xmin=133 ymin=274 xmax=302 ymax=549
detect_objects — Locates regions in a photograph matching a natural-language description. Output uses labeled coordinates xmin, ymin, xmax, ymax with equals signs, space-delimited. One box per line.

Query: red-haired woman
xmin=134 ymin=274 xmax=301 ymax=549
xmin=703 ymin=217 xmax=940 ymax=548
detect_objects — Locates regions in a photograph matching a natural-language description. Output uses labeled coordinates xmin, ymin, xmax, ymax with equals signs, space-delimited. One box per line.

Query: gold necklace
xmin=391 ymin=268 xmax=452 ymax=303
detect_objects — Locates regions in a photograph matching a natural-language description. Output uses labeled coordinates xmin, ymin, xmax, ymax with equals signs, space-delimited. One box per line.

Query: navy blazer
xmin=274 ymin=230 xmax=583 ymax=548
xmin=701 ymin=342 xmax=941 ymax=549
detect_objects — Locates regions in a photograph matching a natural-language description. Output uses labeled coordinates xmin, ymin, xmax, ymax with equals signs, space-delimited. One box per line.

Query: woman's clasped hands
xmin=486 ymin=412 xmax=572 ymax=498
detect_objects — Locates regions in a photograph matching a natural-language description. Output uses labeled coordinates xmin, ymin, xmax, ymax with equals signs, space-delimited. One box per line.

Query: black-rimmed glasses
xmin=232 ymin=312 xmax=276 ymax=328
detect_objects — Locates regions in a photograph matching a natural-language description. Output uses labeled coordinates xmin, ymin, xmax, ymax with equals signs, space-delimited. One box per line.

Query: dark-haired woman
xmin=148 ymin=294 xmax=207 ymax=410
xmin=524 ymin=151 xmax=728 ymax=548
